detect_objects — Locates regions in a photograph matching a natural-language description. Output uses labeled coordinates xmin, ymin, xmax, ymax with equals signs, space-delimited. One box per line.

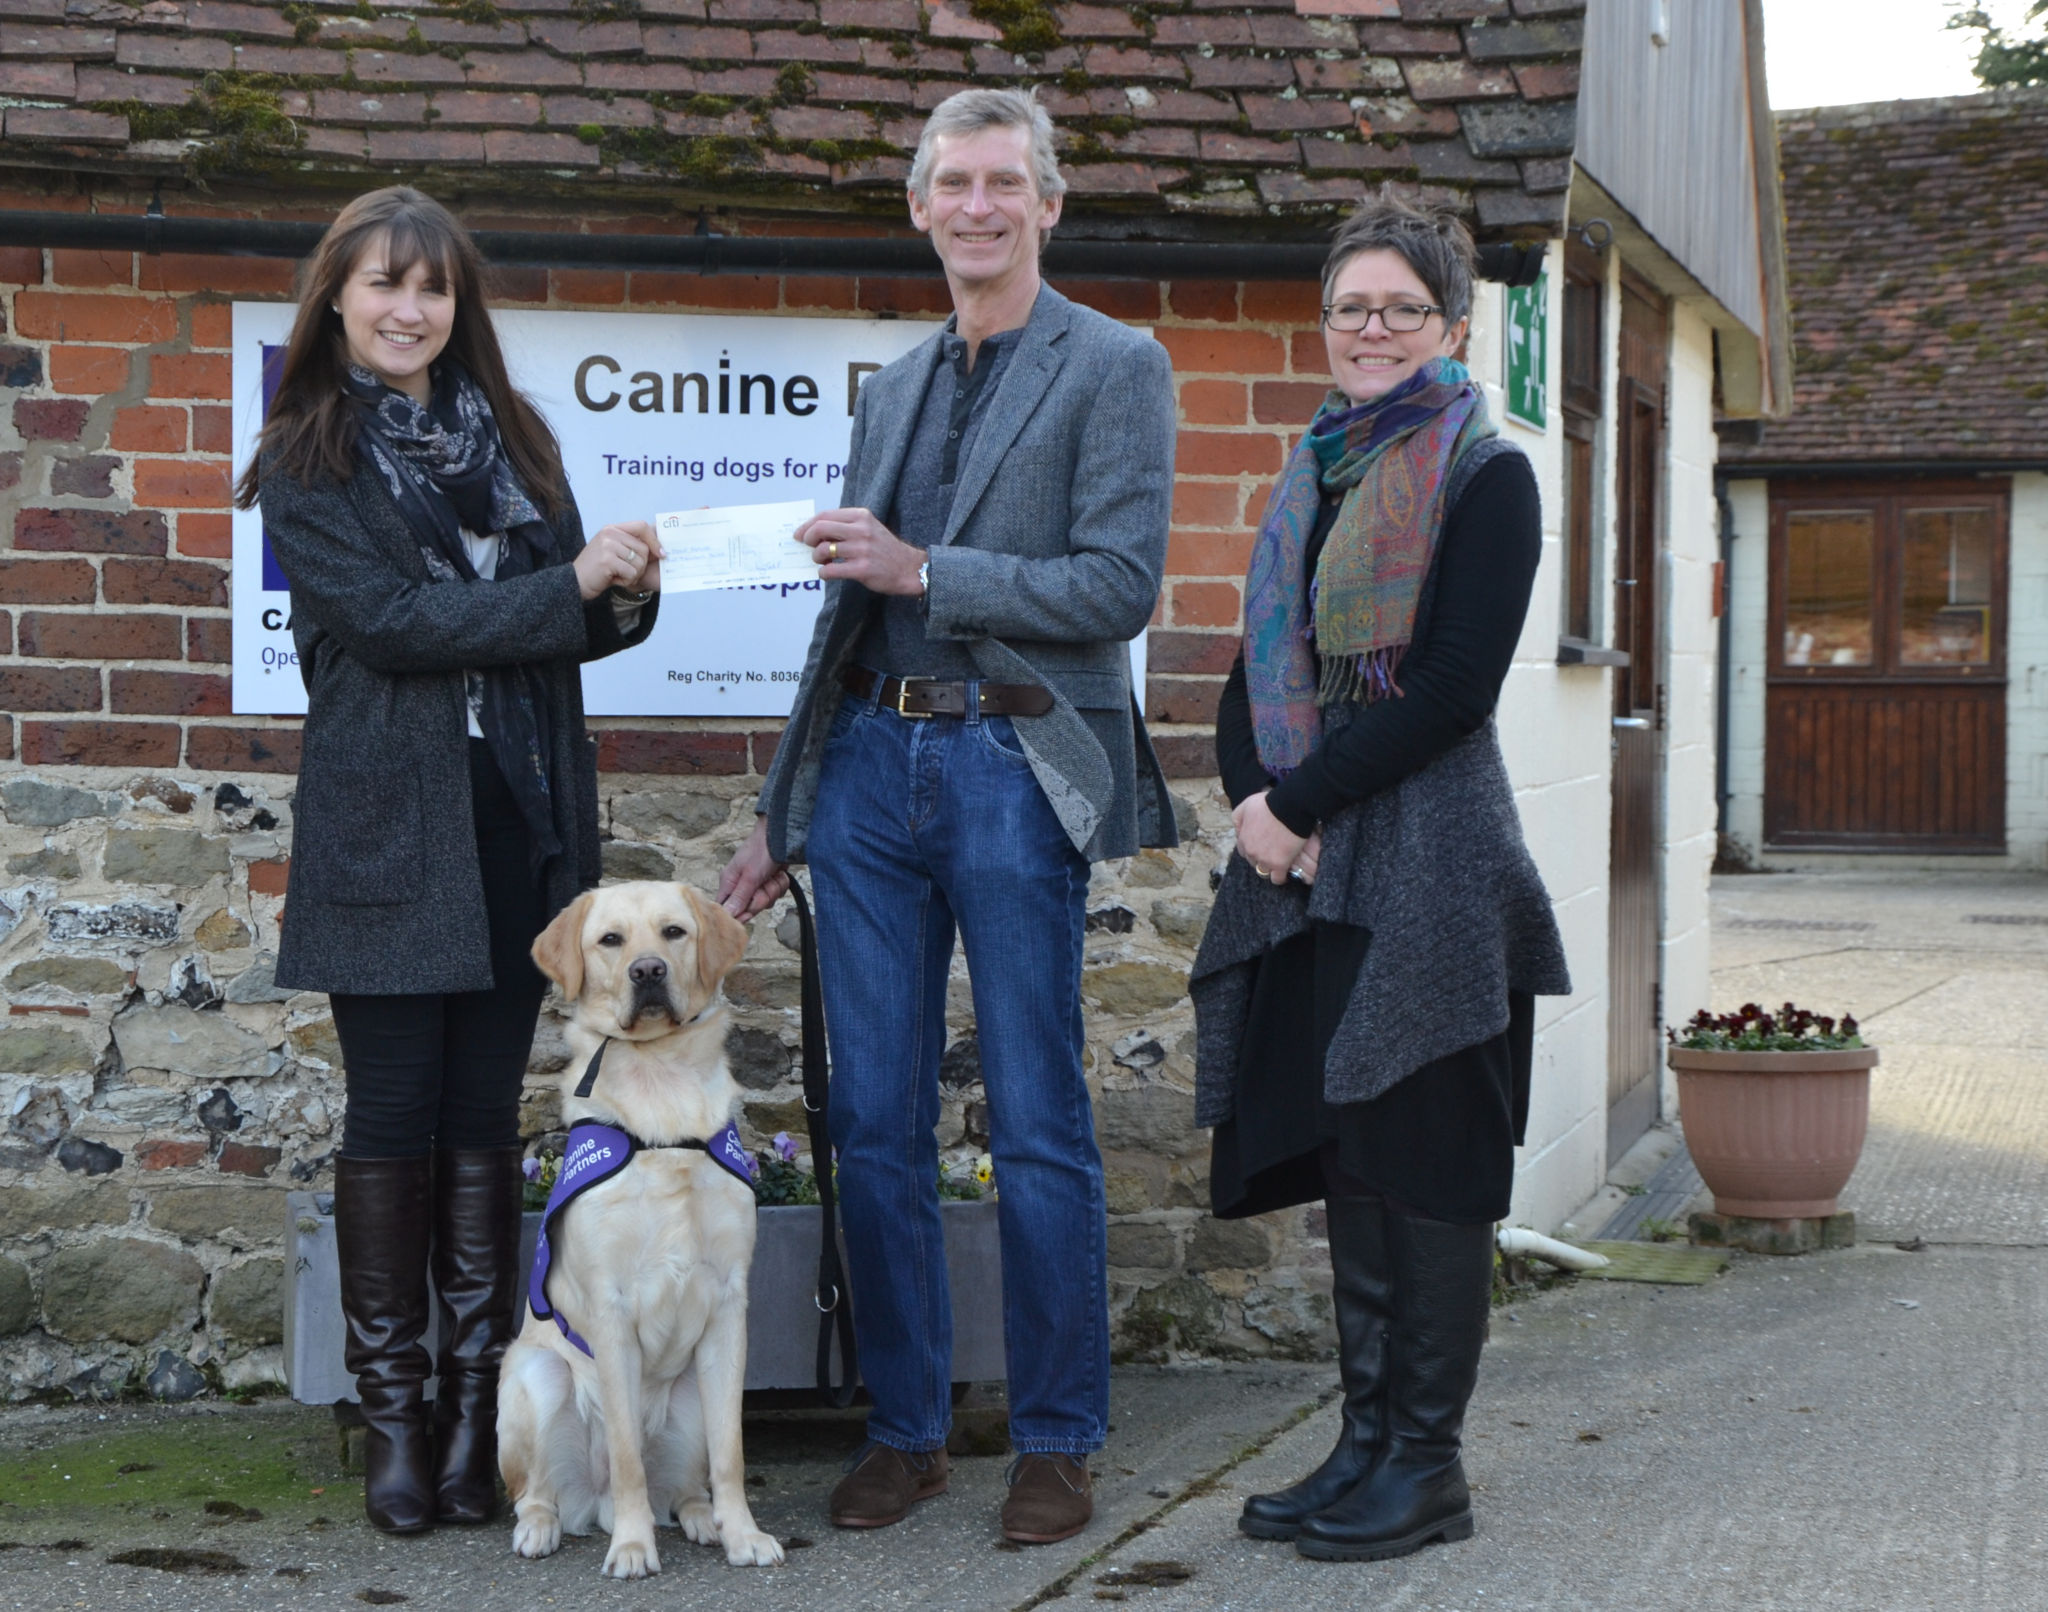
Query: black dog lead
xmin=790 ymin=878 xmax=859 ymax=1409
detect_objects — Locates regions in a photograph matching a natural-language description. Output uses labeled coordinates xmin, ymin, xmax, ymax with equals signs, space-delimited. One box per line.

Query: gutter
xmin=0 ymin=208 xmax=1548 ymax=285
xmin=1719 ymin=459 xmax=2048 ymax=478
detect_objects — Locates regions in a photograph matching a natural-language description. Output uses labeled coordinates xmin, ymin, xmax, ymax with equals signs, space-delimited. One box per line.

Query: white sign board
xmin=230 ymin=305 xmax=932 ymax=715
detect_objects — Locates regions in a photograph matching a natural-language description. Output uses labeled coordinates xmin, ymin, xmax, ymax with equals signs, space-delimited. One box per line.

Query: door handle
xmin=1613 ymin=717 xmax=1651 ymax=730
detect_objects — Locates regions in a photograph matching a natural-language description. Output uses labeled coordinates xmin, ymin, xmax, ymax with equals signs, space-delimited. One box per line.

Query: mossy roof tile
xmin=1724 ymin=88 xmax=2048 ymax=466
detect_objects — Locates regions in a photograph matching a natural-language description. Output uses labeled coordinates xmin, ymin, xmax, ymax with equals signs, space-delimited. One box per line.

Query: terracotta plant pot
xmin=1669 ymin=1045 xmax=1879 ymax=1218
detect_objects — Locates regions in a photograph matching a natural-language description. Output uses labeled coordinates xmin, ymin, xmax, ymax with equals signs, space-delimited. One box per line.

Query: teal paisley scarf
xmin=1242 ymin=356 xmax=1495 ymax=775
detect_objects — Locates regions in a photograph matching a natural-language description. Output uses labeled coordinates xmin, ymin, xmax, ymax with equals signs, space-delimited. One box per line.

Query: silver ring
xmin=1289 ymin=867 xmax=1307 ymax=883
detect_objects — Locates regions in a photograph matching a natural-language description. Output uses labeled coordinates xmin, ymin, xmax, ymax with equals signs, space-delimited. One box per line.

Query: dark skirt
xmin=1209 ymin=922 xmax=1534 ymax=1227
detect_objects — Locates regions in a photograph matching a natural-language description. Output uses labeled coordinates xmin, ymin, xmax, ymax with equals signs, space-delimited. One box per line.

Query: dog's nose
xmin=629 ymin=956 xmax=669 ymax=986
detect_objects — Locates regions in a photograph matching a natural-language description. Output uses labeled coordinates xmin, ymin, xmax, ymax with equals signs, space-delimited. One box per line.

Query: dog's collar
xmin=572 ymin=1039 xmax=609 ymax=1099
xmin=567 ymin=1042 xmax=755 ymax=1178
xmin=570 ymin=1011 xmax=718 ymax=1101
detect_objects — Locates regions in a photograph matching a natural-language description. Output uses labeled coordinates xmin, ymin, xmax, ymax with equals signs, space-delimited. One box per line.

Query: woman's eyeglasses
xmin=1321 ymin=301 xmax=1442 ymax=334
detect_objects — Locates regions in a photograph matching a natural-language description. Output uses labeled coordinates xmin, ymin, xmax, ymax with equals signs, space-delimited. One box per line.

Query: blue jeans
xmin=808 ymin=685 xmax=1108 ymax=1456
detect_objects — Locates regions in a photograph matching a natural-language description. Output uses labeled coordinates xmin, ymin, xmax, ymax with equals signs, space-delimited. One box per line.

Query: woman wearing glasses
xmin=1190 ymin=190 xmax=1570 ymax=1562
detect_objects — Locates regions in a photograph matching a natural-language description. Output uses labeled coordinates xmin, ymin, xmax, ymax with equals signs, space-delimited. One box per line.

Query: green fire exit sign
xmin=1504 ymin=273 xmax=1548 ymax=428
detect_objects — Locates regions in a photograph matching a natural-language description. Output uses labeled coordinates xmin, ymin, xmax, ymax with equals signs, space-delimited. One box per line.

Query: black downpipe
xmin=0 ymin=209 xmax=1548 ymax=284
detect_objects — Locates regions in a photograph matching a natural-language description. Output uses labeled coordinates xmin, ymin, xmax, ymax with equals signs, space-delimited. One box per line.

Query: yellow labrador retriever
xmin=497 ymin=881 xmax=783 ymax=1576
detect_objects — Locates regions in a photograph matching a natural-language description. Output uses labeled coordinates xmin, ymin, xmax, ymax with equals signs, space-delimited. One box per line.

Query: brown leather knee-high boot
xmin=335 ymin=1154 xmax=437 ymax=1534
xmin=429 ymin=1147 xmax=524 ymax=1524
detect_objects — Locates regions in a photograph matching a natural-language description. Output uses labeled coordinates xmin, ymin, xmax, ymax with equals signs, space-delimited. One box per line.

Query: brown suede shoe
xmin=1001 ymin=1453 xmax=1094 ymax=1544
xmin=829 ymin=1442 xmax=950 ymax=1528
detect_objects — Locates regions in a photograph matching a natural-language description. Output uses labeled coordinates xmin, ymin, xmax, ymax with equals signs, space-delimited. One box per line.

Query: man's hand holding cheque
xmin=797 ymin=506 xmax=928 ymax=596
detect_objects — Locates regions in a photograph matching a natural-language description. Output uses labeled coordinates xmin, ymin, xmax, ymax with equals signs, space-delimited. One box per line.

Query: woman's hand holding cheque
xmin=796 ymin=507 xmax=928 ymax=597
xmin=574 ymin=520 xmax=664 ymax=601
xmin=1233 ymin=791 xmax=1321 ymax=887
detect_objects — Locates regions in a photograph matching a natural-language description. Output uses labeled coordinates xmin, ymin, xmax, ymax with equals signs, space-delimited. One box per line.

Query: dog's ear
xmin=531 ymin=891 xmax=594 ymax=1000
xmin=685 ymin=885 xmax=749 ymax=999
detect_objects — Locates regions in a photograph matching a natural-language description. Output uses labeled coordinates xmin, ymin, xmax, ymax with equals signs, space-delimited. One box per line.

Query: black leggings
xmin=332 ymin=740 xmax=550 ymax=1160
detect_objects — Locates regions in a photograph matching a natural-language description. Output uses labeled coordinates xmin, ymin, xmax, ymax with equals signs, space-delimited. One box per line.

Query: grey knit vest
xmin=1190 ymin=438 xmax=1573 ymax=1127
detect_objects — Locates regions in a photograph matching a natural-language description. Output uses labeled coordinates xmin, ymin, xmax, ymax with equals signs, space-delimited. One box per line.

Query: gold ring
xmin=828 ymin=541 xmax=839 ymax=560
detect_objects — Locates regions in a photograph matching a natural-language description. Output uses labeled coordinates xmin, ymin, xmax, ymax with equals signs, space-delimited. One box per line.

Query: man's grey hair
xmin=1322 ymin=185 xmax=1476 ymax=328
xmin=908 ymin=87 xmax=1067 ymax=201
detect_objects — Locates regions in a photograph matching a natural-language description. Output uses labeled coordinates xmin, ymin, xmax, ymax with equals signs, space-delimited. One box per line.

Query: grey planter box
xmin=284 ymin=1192 xmax=1006 ymax=1405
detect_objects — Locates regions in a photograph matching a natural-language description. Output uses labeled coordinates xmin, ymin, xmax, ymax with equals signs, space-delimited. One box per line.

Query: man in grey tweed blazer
xmin=720 ymin=88 xmax=1176 ymax=1543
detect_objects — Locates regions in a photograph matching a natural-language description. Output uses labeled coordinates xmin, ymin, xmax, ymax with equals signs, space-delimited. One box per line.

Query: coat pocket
xmin=295 ymin=761 xmax=426 ymax=907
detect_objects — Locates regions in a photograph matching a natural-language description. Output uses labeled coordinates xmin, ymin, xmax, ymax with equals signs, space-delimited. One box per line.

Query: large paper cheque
xmin=656 ymin=499 xmax=818 ymax=593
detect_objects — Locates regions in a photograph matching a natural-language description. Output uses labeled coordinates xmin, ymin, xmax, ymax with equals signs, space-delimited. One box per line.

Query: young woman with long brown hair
xmin=237 ymin=186 xmax=660 ymax=1535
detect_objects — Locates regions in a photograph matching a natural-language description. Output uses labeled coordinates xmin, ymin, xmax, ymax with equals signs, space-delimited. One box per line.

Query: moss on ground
xmin=0 ymin=1405 xmax=349 ymax=1533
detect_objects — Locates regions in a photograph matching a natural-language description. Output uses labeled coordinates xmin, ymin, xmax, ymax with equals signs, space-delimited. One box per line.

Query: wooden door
xmin=1606 ymin=275 xmax=1667 ymax=1163
xmin=1766 ymin=481 xmax=2008 ymax=850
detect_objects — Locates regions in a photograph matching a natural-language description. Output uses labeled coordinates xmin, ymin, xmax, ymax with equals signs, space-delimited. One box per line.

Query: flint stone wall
xmin=0 ymin=762 xmax=1343 ymax=1399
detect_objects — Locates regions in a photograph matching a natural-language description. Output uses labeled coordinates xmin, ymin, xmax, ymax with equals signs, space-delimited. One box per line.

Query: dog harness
xmin=527 ymin=1041 xmax=757 ymax=1359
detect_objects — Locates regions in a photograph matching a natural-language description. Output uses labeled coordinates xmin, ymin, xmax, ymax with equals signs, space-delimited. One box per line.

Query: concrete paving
xmin=1712 ymin=869 xmax=2048 ymax=1244
xmin=1080 ymin=1243 xmax=2048 ymax=1612
xmin=4 ymin=872 xmax=2045 ymax=1610
xmin=0 ymin=1367 xmax=1331 ymax=1612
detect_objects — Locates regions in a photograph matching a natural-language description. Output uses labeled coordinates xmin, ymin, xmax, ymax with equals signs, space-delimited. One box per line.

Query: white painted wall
xmin=1721 ymin=472 xmax=2048 ymax=872
xmin=1658 ymin=303 xmax=1722 ymax=1112
xmin=1453 ymin=253 xmax=1729 ymax=1232
xmin=1468 ymin=254 xmax=1615 ymax=1235
xmin=2006 ymin=475 xmax=2048 ymax=870
xmin=1722 ymin=477 xmax=1770 ymax=861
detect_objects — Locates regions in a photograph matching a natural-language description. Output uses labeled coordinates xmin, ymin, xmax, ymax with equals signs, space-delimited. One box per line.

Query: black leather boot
xmin=1294 ymin=1213 xmax=1494 ymax=1562
xmin=335 ymin=1154 xmax=436 ymax=1535
xmin=1240 ymin=1196 xmax=1391 ymax=1539
xmin=430 ymin=1147 xmax=524 ymax=1525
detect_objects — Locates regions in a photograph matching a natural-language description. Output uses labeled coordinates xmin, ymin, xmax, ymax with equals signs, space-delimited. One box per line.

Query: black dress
xmin=1209 ymin=453 xmax=1542 ymax=1227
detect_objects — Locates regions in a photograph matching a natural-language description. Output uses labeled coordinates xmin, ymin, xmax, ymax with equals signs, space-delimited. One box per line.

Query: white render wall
xmin=1658 ymin=303 xmax=1722 ymax=1112
xmin=1722 ymin=477 xmax=1770 ymax=860
xmin=1721 ymin=473 xmax=2048 ymax=872
xmin=1468 ymin=253 xmax=1614 ymax=1235
xmin=1453 ymin=256 xmax=1727 ymax=1232
xmin=2005 ymin=475 xmax=2048 ymax=868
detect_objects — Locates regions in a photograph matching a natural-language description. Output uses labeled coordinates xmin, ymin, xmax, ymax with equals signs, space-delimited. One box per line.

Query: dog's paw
xmin=602 ymin=1534 xmax=661 ymax=1580
xmin=675 ymin=1498 xmax=719 ymax=1547
xmin=512 ymin=1511 xmax=561 ymax=1560
xmin=722 ymin=1527 xmax=785 ymax=1568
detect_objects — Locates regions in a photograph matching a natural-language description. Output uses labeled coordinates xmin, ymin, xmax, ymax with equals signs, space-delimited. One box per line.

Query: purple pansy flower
xmin=773 ymin=1131 xmax=799 ymax=1163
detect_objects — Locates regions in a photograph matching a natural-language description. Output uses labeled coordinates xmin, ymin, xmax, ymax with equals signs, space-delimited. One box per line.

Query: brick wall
xmin=0 ymin=187 xmax=1347 ymax=1395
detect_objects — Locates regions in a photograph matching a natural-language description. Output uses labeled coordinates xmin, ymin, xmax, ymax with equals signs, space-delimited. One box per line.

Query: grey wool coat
xmin=261 ymin=458 xmax=655 ymax=996
xmin=760 ymin=285 xmax=1179 ymax=864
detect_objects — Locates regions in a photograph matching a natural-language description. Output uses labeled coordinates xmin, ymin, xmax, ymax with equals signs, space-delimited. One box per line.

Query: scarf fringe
xmin=1318 ymin=643 xmax=1406 ymax=707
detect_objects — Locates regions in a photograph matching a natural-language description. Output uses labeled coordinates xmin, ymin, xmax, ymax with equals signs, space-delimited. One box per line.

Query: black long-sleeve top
xmin=1217 ymin=452 xmax=1542 ymax=836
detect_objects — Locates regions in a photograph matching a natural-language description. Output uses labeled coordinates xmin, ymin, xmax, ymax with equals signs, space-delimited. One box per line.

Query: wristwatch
xmin=917 ymin=559 xmax=930 ymax=597
xmin=610 ymin=585 xmax=655 ymax=605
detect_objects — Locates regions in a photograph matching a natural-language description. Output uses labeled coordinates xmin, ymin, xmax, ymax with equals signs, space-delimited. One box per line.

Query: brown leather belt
xmin=841 ymin=665 xmax=1054 ymax=720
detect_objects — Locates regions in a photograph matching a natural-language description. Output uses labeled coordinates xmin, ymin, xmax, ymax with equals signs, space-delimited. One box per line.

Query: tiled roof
xmin=0 ymin=0 xmax=1583 ymax=237
xmin=1720 ymin=89 xmax=2048 ymax=467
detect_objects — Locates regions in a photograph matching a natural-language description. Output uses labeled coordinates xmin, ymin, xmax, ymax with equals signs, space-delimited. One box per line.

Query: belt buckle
xmin=892 ymin=676 xmax=935 ymax=719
